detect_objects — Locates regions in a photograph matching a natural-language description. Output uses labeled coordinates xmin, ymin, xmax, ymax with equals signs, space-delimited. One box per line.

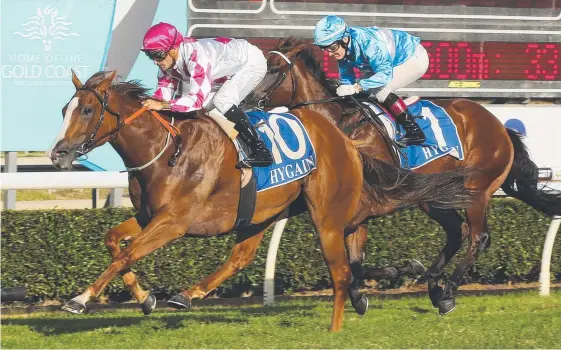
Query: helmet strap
xmin=341 ymin=37 xmax=351 ymax=57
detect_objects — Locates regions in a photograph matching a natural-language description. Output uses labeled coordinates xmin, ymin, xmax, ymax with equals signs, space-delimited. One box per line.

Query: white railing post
xmin=540 ymin=216 xmax=561 ymax=296
xmin=2 ymin=152 xmax=18 ymax=209
xmin=264 ymin=218 xmax=288 ymax=306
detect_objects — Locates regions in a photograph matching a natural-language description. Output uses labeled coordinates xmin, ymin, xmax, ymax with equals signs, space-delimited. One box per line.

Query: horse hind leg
xmin=314 ymin=217 xmax=353 ymax=332
xmin=168 ymin=221 xmax=271 ymax=309
xmin=420 ymin=204 xmax=467 ymax=308
xmin=438 ymin=201 xmax=490 ymax=315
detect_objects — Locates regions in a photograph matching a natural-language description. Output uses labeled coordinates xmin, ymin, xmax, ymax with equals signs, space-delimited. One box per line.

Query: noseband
xmin=257 ymin=51 xmax=297 ymax=109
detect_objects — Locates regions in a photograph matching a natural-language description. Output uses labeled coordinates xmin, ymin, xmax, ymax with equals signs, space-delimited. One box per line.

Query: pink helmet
xmin=141 ymin=22 xmax=184 ymax=52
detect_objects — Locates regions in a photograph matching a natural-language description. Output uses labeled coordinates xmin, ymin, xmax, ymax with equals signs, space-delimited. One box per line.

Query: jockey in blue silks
xmin=314 ymin=15 xmax=428 ymax=146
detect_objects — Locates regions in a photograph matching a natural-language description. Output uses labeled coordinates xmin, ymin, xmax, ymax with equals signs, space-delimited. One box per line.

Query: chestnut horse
xmin=244 ymin=38 xmax=561 ymax=315
xmin=49 ymin=70 xmax=474 ymax=331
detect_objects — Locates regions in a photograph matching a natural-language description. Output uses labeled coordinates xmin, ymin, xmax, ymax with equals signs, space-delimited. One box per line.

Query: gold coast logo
xmin=13 ymin=7 xmax=79 ymax=52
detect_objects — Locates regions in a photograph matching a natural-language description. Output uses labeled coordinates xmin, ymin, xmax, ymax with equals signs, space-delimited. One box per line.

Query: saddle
xmin=340 ymin=95 xmax=421 ymax=163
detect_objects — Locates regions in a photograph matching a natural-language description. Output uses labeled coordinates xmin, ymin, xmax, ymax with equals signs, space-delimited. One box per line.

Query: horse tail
xmin=353 ymin=143 xmax=476 ymax=209
xmin=501 ymin=128 xmax=561 ymax=217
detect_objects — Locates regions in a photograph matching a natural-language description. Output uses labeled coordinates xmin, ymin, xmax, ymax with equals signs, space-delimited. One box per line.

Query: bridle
xmin=257 ymin=50 xmax=346 ymax=110
xmin=256 ymin=51 xmax=297 ymax=109
xmin=75 ymin=87 xmax=121 ymax=156
xmin=72 ymin=87 xmax=183 ymax=169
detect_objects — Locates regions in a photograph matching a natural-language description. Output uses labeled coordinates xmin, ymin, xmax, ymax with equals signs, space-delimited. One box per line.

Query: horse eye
xmin=83 ymin=107 xmax=93 ymax=116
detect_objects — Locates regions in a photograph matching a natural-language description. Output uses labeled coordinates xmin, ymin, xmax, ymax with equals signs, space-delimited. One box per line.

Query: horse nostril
xmin=55 ymin=149 xmax=69 ymax=158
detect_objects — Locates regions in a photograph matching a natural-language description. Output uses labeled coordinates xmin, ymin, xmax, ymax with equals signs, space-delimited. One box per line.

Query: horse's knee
xmin=104 ymin=230 xmax=121 ymax=253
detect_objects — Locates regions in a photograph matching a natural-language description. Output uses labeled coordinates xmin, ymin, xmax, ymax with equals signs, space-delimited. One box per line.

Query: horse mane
xmin=272 ymin=37 xmax=335 ymax=91
xmin=85 ymin=71 xmax=150 ymax=101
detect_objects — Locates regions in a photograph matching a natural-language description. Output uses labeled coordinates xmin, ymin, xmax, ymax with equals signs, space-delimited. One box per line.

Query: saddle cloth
xmin=361 ymin=99 xmax=464 ymax=169
xmin=239 ymin=110 xmax=317 ymax=192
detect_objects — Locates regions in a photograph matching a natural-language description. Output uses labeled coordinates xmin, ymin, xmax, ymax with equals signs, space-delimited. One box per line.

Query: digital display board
xmin=246 ymin=38 xmax=561 ymax=81
xmin=272 ymin=0 xmax=560 ymax=8
xmin=421 ymin=41 xmax=560 ymax=81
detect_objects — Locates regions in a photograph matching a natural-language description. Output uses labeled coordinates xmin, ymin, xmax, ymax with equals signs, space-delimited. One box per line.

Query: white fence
xmin=0 ymin=171 xmax=559 ymax=301
xmin=0 ymin=171 xmax=128 ymax=190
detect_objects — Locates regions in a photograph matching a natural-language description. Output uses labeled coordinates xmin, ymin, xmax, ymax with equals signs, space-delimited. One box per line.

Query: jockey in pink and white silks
xmin=140 ymin=22 xmax=273 ymax=168
xmin=314 ymin=15 xmax=428 ymax=146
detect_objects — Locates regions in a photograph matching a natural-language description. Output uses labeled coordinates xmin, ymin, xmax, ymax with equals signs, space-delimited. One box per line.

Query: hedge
xmin=1 ymin=199 xmax=558 ymax=301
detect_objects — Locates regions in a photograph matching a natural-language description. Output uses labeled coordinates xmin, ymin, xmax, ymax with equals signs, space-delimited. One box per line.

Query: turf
xmin=2 ymin=291 xmax=560 ymax=348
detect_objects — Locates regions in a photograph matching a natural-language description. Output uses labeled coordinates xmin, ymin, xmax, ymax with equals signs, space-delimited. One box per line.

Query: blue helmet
xmin=313 ymin=15 xmax=349 ymax=46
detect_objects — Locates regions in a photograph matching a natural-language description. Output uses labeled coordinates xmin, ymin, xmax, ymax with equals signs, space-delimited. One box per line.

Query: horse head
xmin=244 ymin=38 xmax=332 ymax=110
xmin=49 ymin=70 xmax=121 ymax=169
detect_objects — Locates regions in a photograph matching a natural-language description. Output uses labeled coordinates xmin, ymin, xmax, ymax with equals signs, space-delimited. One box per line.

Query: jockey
xmin=140 ymin=22 xmax=273 ymax=168
xmin=313 ymin=15 xmax=428 ymax=146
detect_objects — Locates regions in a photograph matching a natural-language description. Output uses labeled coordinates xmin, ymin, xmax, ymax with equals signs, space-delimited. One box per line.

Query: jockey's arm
xmin=153 ymin=70 xmax=177 ymax=103
xmin=357 ymin=42 xmax=393 ymax=92
xmin=169 ymin=49 xmax=213 ymax=113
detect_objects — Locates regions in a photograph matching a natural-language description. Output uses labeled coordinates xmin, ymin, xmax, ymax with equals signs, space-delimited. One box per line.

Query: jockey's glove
xmin=336 ymin=83 xmax=361 ymax=96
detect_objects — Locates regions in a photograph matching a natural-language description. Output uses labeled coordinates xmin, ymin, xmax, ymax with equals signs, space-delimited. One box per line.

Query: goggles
xmin=144 ymin=50 xmax=168 ymax=62
xmin=319 ymin=41 xmax=343 ymax=53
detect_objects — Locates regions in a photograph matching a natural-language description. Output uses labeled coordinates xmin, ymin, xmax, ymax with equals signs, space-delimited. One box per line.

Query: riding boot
xmin=382 ymin=92 xmax=425 ymax=146
xmin=224 ymin=106 xmax=273 ymax=168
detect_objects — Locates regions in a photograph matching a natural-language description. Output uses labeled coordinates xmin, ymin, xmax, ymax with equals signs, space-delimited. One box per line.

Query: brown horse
xmin=49 ymin=70 xmax=474 ymax=331
xmin=244 ymin=38 xmax=561 ymax=315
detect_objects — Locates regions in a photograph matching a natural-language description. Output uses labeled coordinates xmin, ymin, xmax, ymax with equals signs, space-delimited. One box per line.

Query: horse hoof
xmin=428 ymin=285 xmax=444 ymax=308
xmin=167 ymin=294 xmax=191 ymax=309
xmin=408 ymin=259 xmax=426 ymax=276
xmin=140 ymin=293 xmax=157 ymax=316
xmin=438 ymin=298 xmax=456 ymax=315
xmin=351 ymin=293 xmax=369 ymax=316
xmin=61 ymin=300 xmax=86 ymax=315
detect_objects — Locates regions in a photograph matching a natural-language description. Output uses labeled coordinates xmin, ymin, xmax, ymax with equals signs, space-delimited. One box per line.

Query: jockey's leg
xmin=224 ymin=106 xmax=273 ymax=168
xmin=214 ymin=46 xmax=272 ymax=168
xmin=206 ymin=108 xmax=239 ymax=140
xmin=373 ymin=44 xmax=429 ymax=146
xmin=380 ymin=92 xmax=426 ymax=146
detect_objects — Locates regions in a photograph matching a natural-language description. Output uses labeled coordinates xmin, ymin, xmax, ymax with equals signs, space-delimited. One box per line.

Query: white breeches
xmin=374 ymin=44 xmax=429 ymax=102
xmin=212 ymin=45 xmax=267 ymax=114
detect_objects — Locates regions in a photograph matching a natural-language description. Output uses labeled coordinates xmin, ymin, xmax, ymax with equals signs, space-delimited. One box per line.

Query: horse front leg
xmin=103 ymin=215 xmax=157 ymax=315
xmin=345 ymin=223 xmax=425 ymax=316
xmin=345 ymin=223 xmax=369 ymax=316
xmin=62 ymin=211 xmax=189 ymax=315
xmin=168 ymin=222 xmax=272 ymax=308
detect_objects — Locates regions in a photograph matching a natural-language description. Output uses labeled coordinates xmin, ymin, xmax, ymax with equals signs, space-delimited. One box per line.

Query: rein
xmin=75 ymin=87 xmax=183 ymax=170
xmin=260 ymin=52 xmax=349 ymax=110
xmin=121 ymin=106 xmax=183 ymax=172
xmin=257 ymin=51 xmax=297 ymax=109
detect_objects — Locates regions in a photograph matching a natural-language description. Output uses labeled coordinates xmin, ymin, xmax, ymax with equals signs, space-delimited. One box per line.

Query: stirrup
xmin=236 ymin=159 xmax=252 ymax=169
xmin=236 ymin=157 xmax=273 ymax=169
xmin=236 ymin=149 xmax=274 ymax=169
xmin=400 ymin=134 xmax=425 ymax=146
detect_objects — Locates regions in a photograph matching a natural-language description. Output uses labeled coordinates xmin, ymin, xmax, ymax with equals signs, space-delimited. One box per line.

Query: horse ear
xmin=71 ymin=69 xmax=83 ymax=90
xmin=97 ymin=71 xmax=116 ymax=93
